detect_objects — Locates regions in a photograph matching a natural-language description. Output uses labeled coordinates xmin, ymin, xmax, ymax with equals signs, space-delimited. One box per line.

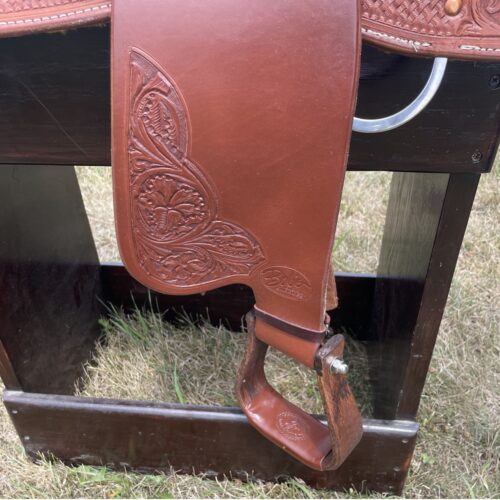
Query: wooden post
xmin=372 ymin=172 xmax=480 ymax=419
xmin=0 ymin=165 xmax=102 ymax=394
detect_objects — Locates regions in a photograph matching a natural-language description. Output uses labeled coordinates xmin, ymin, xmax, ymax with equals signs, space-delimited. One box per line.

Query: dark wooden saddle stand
xmin=0 ymin=0 xmax=499 ymax=495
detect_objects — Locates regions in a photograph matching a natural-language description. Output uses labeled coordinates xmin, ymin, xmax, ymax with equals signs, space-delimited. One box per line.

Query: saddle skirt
xmin=1 ymin=0 xmax=499 ymax=472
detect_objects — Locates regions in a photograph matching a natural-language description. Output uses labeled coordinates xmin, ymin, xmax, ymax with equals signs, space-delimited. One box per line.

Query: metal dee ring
xmin=352 ymin=57 xmax=448 ymax=134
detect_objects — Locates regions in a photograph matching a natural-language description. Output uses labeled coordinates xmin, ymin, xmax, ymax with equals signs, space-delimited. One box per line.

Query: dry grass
xmin=0 ymin=164 xmax=498 ymax=498
xmin=75 ymin=307 xmax=373 ymax=417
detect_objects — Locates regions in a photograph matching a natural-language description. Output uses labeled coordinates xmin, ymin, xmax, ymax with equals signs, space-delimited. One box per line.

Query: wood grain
xmin=0 ymin=165 xmax=102 ymax=394
xmin=4 ymin=390 xmax=418 ymax=495
xmin=371 ymin=172 xmax=480 ymax=419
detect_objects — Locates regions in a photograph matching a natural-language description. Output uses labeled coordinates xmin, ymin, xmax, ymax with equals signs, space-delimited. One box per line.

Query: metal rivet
xmin=471 ymin=150 xmax=483 ymax=164
xmin=327 ymin=356 xmax=349 ymax=375
xmin=489 ymin=75 xmax=500 ymax=90
xmin=444 ymin=0 xmax=462 ymax=16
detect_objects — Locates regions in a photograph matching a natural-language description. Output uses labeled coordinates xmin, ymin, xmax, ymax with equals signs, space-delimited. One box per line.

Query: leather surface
xmin=236 ymin=314 xmax=332 ymax=470
xmin=112 ymin=0 xmax=360 ymax=336
xmin=361 ymin=0 xmax=500 ymax=60
xmin=236 ymin=312 xmax=362 ymax=471
xmin=0 ymin=0 xmax=110 ymax=37
xmin=316 ymin=334 xmax=363 ymax=470
xmin=252 ymin=316 xmax=321 ymax=369
xmin=1 ymin=0 xmax=499 ymax=61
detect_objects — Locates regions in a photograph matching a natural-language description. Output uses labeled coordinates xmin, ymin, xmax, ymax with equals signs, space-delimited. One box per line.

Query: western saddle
xmin=1 ymin=0 xmax=498 ymax=471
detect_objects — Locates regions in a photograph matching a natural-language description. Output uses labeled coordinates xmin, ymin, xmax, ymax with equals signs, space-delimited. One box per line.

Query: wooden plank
xmin=0 ymin=165 xmax=102 ymax=394
xmin=0 ymin=28 xmax=110 ymax=166
xmin=395 ymin=174 xmax=480 ymax=417
xmin=99 ymin=264 xmax=377 ymax=339
xmin=0 ymin=28 xmax=498 ymax=173
xmin=352 ymin=48 xmax=500 ymax=174
xmin=371 ymin=172 xmax=480 ymax=419
xmin=4 ymin=390 xmax=418 ymax=495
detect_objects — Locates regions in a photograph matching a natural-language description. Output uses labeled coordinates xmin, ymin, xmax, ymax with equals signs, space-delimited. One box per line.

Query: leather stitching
xmin=0 ymin=3 xmax=110 ymax=26
xmin=361 ymin=27 xmax=433 ymax=49
xmin=362 ymin=26 xmax=498 ymax=52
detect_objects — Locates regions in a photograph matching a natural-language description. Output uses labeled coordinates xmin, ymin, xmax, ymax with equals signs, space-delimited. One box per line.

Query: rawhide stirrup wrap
xmin=112 ymin=0 xmax=362 ymax=470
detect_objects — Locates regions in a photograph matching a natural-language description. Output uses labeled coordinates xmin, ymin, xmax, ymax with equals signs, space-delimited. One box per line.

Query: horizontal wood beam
xmin=0 ymin=28 xmax=498 ymax=173
xmin=4 ymin=390 xmax=418 ymax=495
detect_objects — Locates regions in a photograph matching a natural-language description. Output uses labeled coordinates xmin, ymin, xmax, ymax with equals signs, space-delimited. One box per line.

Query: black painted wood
xmin=0 ymin=27 xmax=498 ymax=172
xmin=0 ymin=27 xmax=110 ymax=166
xmin=371 ymin=172 xmax=480 ymax=420
xmin=353 ymin=48 xmax=500 ymax=174
xmin=395 ymin=174 xmax=481 ymax=418
xmin=0 ymin=165 xmax=102 ymax=394
xmin=4 ymin=390 xmax=418 ymax=495
xmin=99 ymin=264 xmax=377 ymax=339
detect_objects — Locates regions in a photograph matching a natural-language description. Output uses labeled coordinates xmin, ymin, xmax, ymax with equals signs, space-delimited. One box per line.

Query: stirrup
xmin=236 ymin=311 xmax=363 ymax=471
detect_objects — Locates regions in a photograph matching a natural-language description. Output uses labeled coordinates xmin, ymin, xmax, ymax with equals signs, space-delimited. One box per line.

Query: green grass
xmin=0 ymin=165 xmax=498 ymax=498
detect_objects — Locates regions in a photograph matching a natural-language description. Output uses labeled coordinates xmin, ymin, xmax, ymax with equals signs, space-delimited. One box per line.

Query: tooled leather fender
xmin=112 ymin=0 xmax=362 ymax=470
xmin=112 ymin=0 xmax=359 ymax=342
xmin=1 ymin=0 xmax=499 ymax=61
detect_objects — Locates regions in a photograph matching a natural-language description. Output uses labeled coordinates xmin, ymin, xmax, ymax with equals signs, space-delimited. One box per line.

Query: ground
xmin=0 ymin=163 xmax=498 ymax=498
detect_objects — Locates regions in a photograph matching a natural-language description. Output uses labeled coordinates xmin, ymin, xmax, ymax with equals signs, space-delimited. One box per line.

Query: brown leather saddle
xmin=1 ymin=0 xmax=498 ymax=472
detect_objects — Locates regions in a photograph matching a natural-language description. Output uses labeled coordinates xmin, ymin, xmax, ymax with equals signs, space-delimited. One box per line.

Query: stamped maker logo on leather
xmin=277 ymin=411 xmax=307 ymax=441
xmin=261 ymin=266 xmax=312 ymax=301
